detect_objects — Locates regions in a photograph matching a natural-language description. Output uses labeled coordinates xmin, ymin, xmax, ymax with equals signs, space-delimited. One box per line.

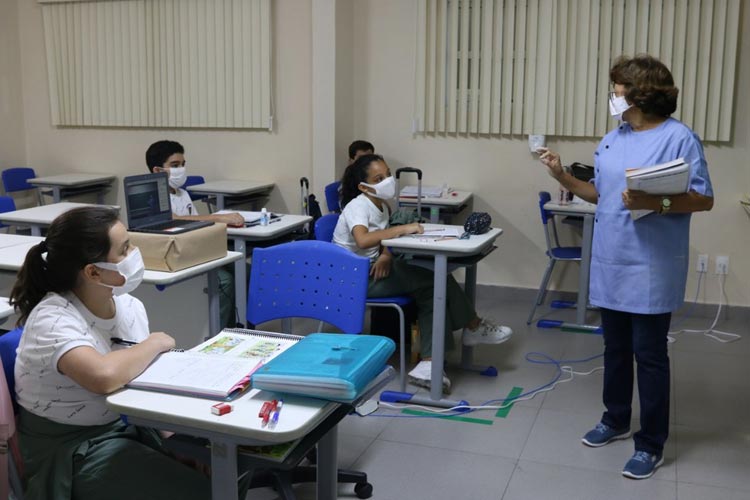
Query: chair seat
xmin=547 ymin=246 xmax=582 ymax=260
xmin=367 ymin=296 xmax=413 ymax=306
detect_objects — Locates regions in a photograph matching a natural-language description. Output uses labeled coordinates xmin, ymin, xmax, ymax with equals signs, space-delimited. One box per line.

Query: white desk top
xmin=0 ymin=202 xmax=120 ymax=226
xmin=382 ymin=225 xmax=503 ymax=257
xmin=187 ymin=180 xmax=275 ymax=195
xmin=398 ymin=190 xmax=473 ymax=207
xmin=226 ymin=214 xmax=312 ymax=240
xmin=0 ymin=234 xmax=45 ymax=250
xmin=543 ymin=200 xmax=597 ymax=215
xmin=0 ymin=297 xmax=14 ymax=321
xmin=0 ymin=243 xmax=242 ymax=285
xmin=28 ymin=173 xmax=116 ymax=187
xmin=107 ymin=385 xmax=335 ymax=443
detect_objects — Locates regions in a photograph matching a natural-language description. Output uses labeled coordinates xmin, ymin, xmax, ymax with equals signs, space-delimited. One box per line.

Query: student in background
xmin=333 ymin=154 xmax=513 ymax=392
xmin=145 ymin=140 xmax=240 ymax=329
xmin=9 ymin=207 xmax=239 ymax=499
xmin=348 ymin=140 xmax=374 ymax=165
xmin=539 ymin=55 xmax=713 ymax=480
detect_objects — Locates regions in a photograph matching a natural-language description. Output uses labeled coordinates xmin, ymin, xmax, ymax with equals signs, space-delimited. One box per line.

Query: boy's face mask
xmin=360 ymin=176 xmax=396 ymax=201
xmin=94 ymin=247 xmax=145 ymax=296
xmin=609 ymin=93 xmax=632 ymax=121
xmin=167 ymin=166 xmax=187 ymax=189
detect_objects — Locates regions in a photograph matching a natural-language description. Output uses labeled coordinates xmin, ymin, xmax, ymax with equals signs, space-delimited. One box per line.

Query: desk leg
xmin=52 ymin=187 xmax=61 ymax=203
xmin=317 ymin=426 xmax=338 ymax=500
xmin=576 ymin=214 xmax=594 ymax=326
xmin=210 ymin=439 xmax=239 ymax=500
xmin=429 ymin=254 xmax=448 ymax=401
xmin=216 ymin=194 xmax=226 ymax=211
xmin=207 ymin=269 xmax=220 ymax=337
xmin=233 ymin=238 xmax=247 ymax=327
xmin=428 ymin=206 xmax=440 ymax=223
xmin=31 ymin=226 xmax=41 ymax=237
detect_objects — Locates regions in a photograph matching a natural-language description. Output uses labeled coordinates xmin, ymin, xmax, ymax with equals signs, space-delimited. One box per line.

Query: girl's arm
xmin=351 ymin=222 xmax=423 ymax=249
xmin=57 ymin=332 xmax=176 ymax=394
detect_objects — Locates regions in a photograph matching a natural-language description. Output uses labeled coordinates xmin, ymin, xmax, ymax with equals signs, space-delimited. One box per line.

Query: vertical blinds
xmin=39 ymin=0 xmax=272 ymax=129
xmin=414 ymin=0 xmax=740 ymax=141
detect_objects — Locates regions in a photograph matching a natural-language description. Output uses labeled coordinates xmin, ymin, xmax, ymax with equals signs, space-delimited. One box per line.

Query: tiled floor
xmin=247 ymin=286 xmax=749 ymax=499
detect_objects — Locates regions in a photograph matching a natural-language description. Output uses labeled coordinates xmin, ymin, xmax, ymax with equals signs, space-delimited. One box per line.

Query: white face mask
xmin=94 ymin=247 xmax=145 ymax=296
xmin=168 ymin=166 xmax=187 ymax=189
xmin=360 ymin=176 xmax=396 ymax=201
xmin=609 ymin=94 xmax=631 ymax=121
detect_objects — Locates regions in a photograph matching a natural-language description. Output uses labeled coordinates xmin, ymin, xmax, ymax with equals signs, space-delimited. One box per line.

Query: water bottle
xmin=260 ymin=207 xmax=270 ymax=226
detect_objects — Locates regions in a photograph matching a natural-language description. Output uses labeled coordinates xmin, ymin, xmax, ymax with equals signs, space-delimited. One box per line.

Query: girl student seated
xmin=332 ymin=154 xmax=513 ymax=392
xmin=10 ymin=207 xmax=247 ymax=499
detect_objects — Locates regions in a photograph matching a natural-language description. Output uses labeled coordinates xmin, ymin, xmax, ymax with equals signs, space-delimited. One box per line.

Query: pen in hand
xmin=111 ymin=337 xmax=138 ymax=346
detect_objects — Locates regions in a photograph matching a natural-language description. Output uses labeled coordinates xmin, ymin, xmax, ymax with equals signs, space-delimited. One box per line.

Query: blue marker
xmin=269 ymin=399 xmax=283 ymax=428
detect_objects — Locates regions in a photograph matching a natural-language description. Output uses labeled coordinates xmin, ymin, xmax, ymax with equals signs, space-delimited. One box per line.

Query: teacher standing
xmin=538 ymin=54 xmax=713 ymax=479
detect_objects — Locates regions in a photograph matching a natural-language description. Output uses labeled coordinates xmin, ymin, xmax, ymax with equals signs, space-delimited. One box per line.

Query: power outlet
xmin=696 ymin=254 xmax=708 ymax=273
xmin=715 ymin=255 xmax=729 ymax=275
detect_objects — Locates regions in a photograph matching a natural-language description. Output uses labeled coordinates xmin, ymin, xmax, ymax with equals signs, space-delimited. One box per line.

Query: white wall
xmin=350 ymin=0 xmax=750 ymax=308
xmin=16 ymin=0 xmax=313 ymax=214
xmin=0 ymin=0 xmax=26 ymax=168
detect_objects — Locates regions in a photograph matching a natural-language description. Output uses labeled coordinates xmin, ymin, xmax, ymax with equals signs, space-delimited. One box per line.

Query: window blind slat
xmin=457 ymin=0 xmax=470 ymax=133
xmin=414 ymin=0 xmax=427 ymax=132
xmin=478 ymin=0 xmax=493 ymax=134
xmin=446 ymin=0 xmax=459 ymax=133
xmin=489 ymin=0 xmax=503 ymax=134
xmin=500 ymin=0 xmax=514 ymax=132
xmin=511 ymin=0 xmax=526 ymax=135
xmin=718 ymin=0 xmax=740 ymax=141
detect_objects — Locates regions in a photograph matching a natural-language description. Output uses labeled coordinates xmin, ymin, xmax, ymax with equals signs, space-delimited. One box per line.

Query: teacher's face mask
xmin=609 ymin=93 xmax=632 ymax=121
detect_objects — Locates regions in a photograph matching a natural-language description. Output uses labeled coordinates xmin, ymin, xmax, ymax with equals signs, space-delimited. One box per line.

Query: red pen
xmin=258 ymin=401 xmax=272 ymax=418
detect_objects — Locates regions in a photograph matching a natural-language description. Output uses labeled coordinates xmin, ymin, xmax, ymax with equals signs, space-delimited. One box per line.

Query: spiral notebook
xmin=127 ymin=329 xmax=301 ymax=400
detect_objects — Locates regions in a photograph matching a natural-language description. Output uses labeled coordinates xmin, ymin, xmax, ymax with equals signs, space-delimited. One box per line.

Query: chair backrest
xmin=324 ymin=181 xmax=341 ymax=213
xmin=2 ymin=168 xmax=37 ymax=194
xmin=184 ymin=175 xmax=207 ymax=201
xmin=0 ymin=196 xmax=17 ymax=230
xmin=537 ymin=191 xmax=560 ymax=251
xmin=314 ymin=213 xmax=340 ymax=243
xmin=0 ymin=327 xmax=22 ymax=409
xmin=247 ymin=241 xmax=369 ymax=333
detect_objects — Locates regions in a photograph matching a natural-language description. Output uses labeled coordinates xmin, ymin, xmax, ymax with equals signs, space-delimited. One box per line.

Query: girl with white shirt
xmin=9 ymin=207 xmax=224 ymax=499
xmin=332 ymin=154 xmax=513 ymax=393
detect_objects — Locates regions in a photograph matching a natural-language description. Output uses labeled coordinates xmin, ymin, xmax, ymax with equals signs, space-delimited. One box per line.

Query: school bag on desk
xmin=251 ymin=333 xmax=395 ymax=402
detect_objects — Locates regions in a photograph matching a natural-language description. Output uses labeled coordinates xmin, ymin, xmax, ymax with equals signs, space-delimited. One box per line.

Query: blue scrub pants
xmin=599 ymin=308 xmax=671 ymax=456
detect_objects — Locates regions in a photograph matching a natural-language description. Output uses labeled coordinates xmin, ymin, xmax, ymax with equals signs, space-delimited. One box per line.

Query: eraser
xmin=211 ymin=402 xmax=232 ymax=416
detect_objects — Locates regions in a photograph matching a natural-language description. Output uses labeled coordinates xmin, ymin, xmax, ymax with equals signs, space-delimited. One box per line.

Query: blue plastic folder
xmin=251 ymin=333 xmax=395 ymax=401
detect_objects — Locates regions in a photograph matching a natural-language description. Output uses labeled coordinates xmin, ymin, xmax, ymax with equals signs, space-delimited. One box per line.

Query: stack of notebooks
xmin=127 ymin=330 xmax=395 ymax=403
xmin=625 ymin=157 xmax=689 ymax=220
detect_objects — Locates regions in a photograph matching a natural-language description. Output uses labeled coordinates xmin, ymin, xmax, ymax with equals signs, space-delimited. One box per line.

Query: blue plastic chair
xmin=247 ymin=240 xmax=369 ymax=334
xmin=2 ymin=167 xmax=46 ymax=205
xmin=314 ymin=214 xmax=413 ymax=391
xmin=324 ymin=181 xmax=341 ymax=213
xmin=0 ymin=326 xmax=25 ymax=499
xmin=527 ymin=191 xmax=583 ymax=324
xmin=0 ymin=196 xmax=17 ymax=232
xmin=184 ymin=175 xmax=213 ymax=213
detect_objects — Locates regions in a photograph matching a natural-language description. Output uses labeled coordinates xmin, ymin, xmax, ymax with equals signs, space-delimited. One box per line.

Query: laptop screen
xmin=124 ymin=172 xmax=172 ymax=228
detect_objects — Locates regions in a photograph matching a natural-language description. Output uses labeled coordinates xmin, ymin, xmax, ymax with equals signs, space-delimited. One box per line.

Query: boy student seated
xmin=145 ymin=140 xmax=241 ymax=329
xmin=10 ymin=207 xmax=251 ymax=499
xmin=332 ymin=154 xmax=513 ymax=392
xmin=348 ymin=139 xmax=374 ymax=165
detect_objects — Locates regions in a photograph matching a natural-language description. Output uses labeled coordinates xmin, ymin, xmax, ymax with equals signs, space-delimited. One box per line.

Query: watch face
xmin=662 ymin=198 xmax=672 ymax=208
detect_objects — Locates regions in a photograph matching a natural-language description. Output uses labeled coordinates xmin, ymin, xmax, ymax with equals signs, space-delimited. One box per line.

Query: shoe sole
xmin=462 ymin=334 xmax=513 ymax=347
xmin=407 ymin=376 xmax=451 ymax=395
xmin=581 ymin=430 xmax=632 ymax=448
xmin=622 ymin=456 xmax=664 ymax=479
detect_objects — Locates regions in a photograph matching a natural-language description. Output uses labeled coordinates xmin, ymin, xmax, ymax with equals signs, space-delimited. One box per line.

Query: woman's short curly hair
xmin=610 ymin=54 xmax=679 ymax=117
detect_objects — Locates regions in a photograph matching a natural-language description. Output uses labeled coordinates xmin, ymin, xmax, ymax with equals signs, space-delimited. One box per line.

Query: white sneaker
xmin=407 ymin=360 xmax=451 ymax=394
xmin=463 ymin=319 xmax=513 ymax=346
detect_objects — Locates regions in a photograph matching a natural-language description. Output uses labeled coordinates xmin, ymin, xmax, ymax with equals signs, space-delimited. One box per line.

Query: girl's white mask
xmin=360 ymin=176 xmax=396 ymax=201
xmin=94 ymin=247 xmax=145 ymax=296
xmin=609 ymin=95 xmax=632 ymax=121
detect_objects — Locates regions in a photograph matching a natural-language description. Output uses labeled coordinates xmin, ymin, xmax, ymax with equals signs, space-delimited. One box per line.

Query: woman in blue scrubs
xmin=538 ymin=55 xmax=713 ymax=480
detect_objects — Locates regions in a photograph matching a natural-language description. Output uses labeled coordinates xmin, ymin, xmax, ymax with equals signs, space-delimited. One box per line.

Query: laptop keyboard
xmin=144 ymin=220 xmax=181 ymax=231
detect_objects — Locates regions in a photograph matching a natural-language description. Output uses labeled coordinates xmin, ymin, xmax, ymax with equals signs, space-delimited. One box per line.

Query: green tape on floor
xmin=401 ymin=409 xmax=494 ymax=426
xmin=495 ymin=386 xmax=523 ymax=418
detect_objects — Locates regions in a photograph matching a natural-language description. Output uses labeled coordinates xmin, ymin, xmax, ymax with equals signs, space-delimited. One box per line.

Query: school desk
xmin=186 ymin=180 xmax=275 ymax=211
xmin=398 ymin=189 xmax=473 ymax=223
xmin=541 ymin=200 xmax=598 ymax=331
xmin=381 ymin=226 xmax=503 ymax=407
xmin=28 ymin=173 xmax=116 ymax=204
xmin=0 ymin=202 xmax=120 ymax=236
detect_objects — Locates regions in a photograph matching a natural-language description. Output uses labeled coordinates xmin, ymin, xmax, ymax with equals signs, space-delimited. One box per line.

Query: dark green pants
xmin=367 ymin=260 xmax=476 ymax=357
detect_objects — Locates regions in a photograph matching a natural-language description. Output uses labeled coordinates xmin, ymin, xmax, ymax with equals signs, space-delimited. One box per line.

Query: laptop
xmin=124 ymin=172 xmax=214 ymax=235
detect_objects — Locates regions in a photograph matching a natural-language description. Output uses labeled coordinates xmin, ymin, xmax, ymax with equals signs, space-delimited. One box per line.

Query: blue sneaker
xmin=622 ymin=451 xmax=664 ymax=479
xmin=581 ymin=422 xmax=631 ymax=447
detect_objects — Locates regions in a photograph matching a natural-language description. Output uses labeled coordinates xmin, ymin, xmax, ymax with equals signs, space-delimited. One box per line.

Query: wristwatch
xmin=659 ymin=196 xmax=672 ymax=215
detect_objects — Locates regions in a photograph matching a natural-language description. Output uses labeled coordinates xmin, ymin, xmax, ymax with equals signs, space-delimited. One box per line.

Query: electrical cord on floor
xmin=668 ymin=273 xmax=741 ymax=344
xmin=372 ymin=352 xmax=604 ymax=418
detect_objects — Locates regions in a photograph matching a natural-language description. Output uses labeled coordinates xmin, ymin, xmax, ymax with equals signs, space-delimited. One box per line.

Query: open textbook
xmin=625 ymin=158 xmax=689 ymax=220
xmin=127 ymin=329 xmax=299 ymax=400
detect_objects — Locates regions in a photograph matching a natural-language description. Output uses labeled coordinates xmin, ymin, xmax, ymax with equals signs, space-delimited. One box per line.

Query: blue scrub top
xmin=589 ymin=118 xmax=713 ymax=314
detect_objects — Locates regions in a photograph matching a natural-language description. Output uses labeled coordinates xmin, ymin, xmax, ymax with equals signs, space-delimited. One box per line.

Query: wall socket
xmin=715 ymin=255 xmax=729 ymax=275
xmin=696 ymin=254 xmax=708 ymax=273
